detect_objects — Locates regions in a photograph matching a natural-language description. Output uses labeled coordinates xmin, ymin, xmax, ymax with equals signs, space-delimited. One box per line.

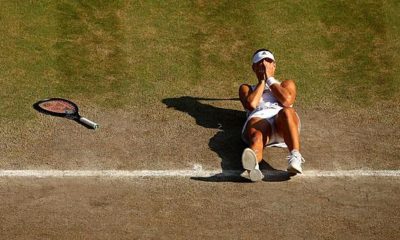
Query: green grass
xmin=1 ymin=0 xmax=399 ymax=122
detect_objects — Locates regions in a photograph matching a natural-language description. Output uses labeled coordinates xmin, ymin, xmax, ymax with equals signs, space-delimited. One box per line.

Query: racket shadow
xmin=162 ymin=96 xmax=293 ymax=182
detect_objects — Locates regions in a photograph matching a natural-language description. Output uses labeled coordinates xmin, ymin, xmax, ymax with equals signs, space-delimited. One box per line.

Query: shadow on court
xmin=162 ymin=96 xmax=292 ymax=182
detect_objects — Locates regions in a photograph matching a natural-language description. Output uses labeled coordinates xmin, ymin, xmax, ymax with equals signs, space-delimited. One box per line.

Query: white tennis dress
xmin=241 ymin=85 xmax=294 ymax=148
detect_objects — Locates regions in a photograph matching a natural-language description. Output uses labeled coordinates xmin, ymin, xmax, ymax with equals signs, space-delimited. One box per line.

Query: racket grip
xmin=79 ymin=117 xmax=99 ymax=129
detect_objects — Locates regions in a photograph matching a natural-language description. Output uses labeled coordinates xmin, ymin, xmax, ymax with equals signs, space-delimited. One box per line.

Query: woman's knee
xmin=278 ymin=107 xmax=295 ymax=119
xmin=277 ymin=107 xmax=299 ymax=126
xmin=249 ymin=129 xmax=264 ymax=145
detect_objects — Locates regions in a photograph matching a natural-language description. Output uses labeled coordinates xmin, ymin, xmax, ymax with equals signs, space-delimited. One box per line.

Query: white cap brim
xmin=252 ymin=50 xmax=275 ymax=63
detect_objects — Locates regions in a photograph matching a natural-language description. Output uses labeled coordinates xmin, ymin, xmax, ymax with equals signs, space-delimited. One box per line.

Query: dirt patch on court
xmin=1 ymin=98 xmax=399 ymax=173
xmin=1 ymin=98 xmax=399 ymax=239
xmin=0 ymin=177 xmax=399 ymax=239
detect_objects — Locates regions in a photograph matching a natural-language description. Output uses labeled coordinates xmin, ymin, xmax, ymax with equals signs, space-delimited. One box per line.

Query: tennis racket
xmin=33 ymin=98 xmax=99 ymax=129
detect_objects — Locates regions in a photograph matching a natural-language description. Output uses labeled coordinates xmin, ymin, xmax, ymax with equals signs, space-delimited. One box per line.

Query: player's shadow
xmin=162 ymin=96 xmax=292 ymax=182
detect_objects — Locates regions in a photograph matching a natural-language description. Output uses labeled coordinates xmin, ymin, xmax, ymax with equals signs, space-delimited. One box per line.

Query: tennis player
xmin=239 ymin=49 xmax=304 ymax=181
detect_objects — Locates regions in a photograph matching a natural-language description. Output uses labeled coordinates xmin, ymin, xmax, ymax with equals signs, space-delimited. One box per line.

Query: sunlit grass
xmin=0 ymin=0 xmax=399 ymax=122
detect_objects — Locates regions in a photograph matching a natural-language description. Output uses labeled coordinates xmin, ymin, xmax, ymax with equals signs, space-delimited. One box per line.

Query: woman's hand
xmin=255 ymin=59 xmax=276 ymax=82
xmin=264 ymin=61 xmax=276 ymax=79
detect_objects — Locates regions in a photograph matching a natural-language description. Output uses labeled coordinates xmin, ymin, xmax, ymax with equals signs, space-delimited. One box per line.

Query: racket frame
xmin=33 ymin=98 xmax=99 ymax=129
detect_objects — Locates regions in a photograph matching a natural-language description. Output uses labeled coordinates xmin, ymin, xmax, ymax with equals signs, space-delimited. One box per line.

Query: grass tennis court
xmin=1 ymin=0 xmax=399 ymax=239
xmin=1 ymin=0 xmax=399 ymax=119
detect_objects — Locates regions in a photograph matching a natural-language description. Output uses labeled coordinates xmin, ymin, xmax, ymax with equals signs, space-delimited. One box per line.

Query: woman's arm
xmin=269 ymin=80 xmax=297 ymax=107
xmin=239 ymin=80 xmax=265 ymax=111
xmin=263 ymin=61 xmax=297 ymax=107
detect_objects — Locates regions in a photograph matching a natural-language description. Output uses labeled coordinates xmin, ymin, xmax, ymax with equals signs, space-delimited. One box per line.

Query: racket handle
xmin=79 ymin=117 xmax=99 ymax=129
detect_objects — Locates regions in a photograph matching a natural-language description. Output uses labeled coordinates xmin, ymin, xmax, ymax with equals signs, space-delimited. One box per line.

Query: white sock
xmin=291 ymin=149 xmax=301 ymax=156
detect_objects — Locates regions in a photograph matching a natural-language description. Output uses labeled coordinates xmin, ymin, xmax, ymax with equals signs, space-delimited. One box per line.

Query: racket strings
xmin=39 ymin=101 xmax=77 ymax=114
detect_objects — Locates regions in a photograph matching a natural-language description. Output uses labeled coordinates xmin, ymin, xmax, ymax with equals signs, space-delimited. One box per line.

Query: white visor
xmin=252 ymin=50 xmax=275 ymax=63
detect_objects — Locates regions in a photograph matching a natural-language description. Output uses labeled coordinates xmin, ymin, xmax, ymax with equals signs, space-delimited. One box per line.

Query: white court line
xmin=303 ymin=170 xmax=400 ymax=177
xmin=0 ymin=169 xmax=399 ymax=178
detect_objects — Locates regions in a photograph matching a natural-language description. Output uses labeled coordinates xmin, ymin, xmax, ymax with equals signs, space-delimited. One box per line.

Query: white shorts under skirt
xmin=241 ymin=110 xmax=301 ymax=148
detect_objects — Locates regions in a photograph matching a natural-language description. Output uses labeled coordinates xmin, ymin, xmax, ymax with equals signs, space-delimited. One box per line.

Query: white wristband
xmin=266 ymin=77 xmax=280 ymax=87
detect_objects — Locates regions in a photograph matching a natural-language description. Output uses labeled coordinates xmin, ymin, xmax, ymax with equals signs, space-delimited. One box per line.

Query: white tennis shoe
xmin=287 ymin=150 xmax=305 ymax=174
xmin=241 ymin=148 xmax=264 ymax=182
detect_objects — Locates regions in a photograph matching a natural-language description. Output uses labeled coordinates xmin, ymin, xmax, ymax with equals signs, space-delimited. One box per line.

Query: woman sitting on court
xmin=239 ymin=49 xmax=304 ymax=181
